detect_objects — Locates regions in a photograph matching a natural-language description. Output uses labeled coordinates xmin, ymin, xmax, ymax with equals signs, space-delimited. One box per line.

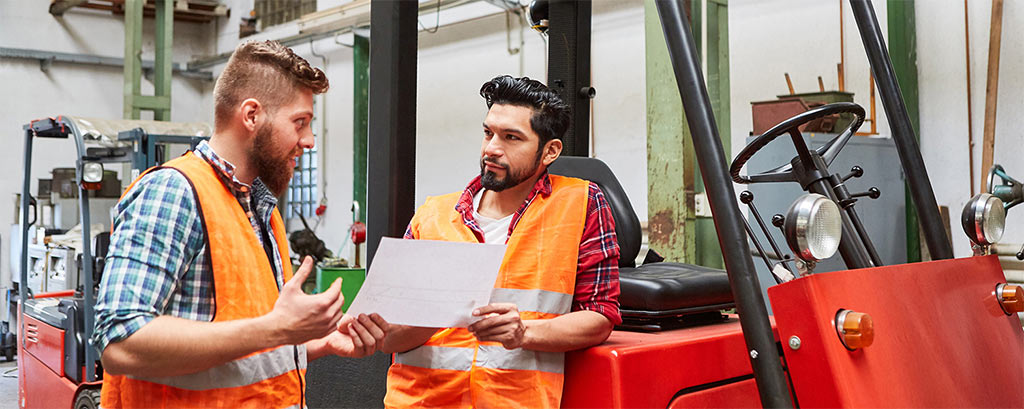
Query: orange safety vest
xmin=385 ymin=175 xmax=589 ymax=408
xmin=100 ymin=152 xmax=304 ymax=409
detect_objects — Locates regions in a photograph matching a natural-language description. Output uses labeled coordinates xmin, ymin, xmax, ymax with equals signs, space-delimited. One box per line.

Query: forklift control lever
xmin=841 ymin=166 xmax=864 ymax=182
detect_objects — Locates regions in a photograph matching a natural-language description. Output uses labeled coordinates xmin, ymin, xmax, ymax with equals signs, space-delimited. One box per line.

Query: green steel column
xmin=124 ymin=0 xmax=143 ymax=120
xmin=353 ymin=35 xmax=369 ymax=221
xmin=124 ymin=0 xmax=172 ymax=121
xmin=888 ymin=0 xmax=922 ymax=262
xmin=153 ymin=0 xmax=173 ymax=121
xmin=695 ymin=0 xmax=730 ymax=269
xmin=645 ymin=0 xmax=695 ymax=263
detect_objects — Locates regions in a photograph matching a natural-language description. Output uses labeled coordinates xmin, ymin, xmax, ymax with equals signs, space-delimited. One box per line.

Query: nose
xmin=482 ymin=136 xmax=504 ymax=159
xmin=299 ymin=127 xmax=315 ymax=150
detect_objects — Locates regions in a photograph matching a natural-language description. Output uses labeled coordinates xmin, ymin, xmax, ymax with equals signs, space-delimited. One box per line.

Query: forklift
xmin=15 ymin=116 xmax=209 ymax=409
xmin=354 ymin=0 xmax=1023 ymax=407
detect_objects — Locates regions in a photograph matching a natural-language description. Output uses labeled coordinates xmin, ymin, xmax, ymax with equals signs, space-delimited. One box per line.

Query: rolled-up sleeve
xmin=92 ymin=169 xmax=201 ymax=352
xmin=572 ymin=183 xmax=622 ymax=325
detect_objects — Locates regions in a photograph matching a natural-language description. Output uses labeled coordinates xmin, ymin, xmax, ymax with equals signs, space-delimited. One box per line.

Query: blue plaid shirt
xmin=92 ymin=141 xmax=287 ymax=352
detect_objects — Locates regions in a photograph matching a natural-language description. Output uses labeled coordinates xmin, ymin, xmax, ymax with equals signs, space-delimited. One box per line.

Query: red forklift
xmin=352 ymin=0 xmax=1023 ymax=408
xmin=15 ymin=116 xmax=209 ymax=409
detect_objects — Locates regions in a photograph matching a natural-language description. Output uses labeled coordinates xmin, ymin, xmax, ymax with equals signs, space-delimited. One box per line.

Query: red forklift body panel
xmin=562 ymin=318 xmax=765 ymax=408
xmin=17 ymin=305 xmax=78 ymax=409
xmin=769 ymin=255 xmax=1024 ymax=408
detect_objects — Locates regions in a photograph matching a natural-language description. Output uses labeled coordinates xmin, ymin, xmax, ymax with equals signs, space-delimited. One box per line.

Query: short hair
xmin=213 ymin=40 xmax=329 ymax=129
xmin=479 ymin=75 xmax=570 ymax=146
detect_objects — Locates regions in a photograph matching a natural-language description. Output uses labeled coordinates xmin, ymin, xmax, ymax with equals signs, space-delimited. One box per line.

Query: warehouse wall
xmin=0 ymin=5 xmax=215 ymax=291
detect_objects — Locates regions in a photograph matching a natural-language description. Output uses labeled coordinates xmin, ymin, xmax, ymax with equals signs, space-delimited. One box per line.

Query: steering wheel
xmin=730 ymin=102 xmax=866 ymax=184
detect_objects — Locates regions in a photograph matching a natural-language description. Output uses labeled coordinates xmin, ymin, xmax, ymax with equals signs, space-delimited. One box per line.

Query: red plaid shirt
xmin=406 ymin=171 xmax=622 ymax=325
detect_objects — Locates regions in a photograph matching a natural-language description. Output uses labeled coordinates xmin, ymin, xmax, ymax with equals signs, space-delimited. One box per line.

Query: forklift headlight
xmin=961 ymin=193 xmax=1004 ymax=246
xmin=82 ymin=162 xmax=104 ymax=183
xmin=784 ymin=194 xmax=842 ymax=262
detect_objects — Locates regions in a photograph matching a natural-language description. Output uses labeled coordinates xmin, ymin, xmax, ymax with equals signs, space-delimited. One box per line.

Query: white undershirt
xmin=472 ymin=189 xmax=513 ymax=244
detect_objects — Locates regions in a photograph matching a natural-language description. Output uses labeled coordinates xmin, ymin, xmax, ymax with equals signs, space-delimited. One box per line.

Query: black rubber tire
xmin=74 ymin=388 xmax=101 ymax=409
xmin=2 ymin=333 xmax=14 ymax=361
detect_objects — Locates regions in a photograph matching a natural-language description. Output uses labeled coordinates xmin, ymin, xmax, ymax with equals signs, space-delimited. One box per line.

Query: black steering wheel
xmin=730 ymin=102 xmax=866 ymax=184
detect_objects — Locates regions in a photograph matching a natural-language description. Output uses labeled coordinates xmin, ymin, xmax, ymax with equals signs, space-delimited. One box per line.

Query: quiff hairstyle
xmin=213 ymin=40 xmax=329 ymax=130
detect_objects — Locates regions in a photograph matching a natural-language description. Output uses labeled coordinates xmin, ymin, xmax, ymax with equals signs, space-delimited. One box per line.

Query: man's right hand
xmin=263 ymin=256 xmax=346 ymax=345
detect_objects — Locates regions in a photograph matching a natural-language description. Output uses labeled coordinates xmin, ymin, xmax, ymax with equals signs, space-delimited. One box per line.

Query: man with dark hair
xmin=382 ymin=75 xmax=621 ymax=408
xmin=94 ymin=40 xmax=388 ymax=408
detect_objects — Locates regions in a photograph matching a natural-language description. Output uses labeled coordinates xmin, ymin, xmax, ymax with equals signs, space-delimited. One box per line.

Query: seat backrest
xmin=549 ymin=157 xmax=642 ymax=268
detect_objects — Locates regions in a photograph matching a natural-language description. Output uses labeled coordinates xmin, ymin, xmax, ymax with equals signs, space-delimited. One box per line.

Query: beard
xmin=479 ymin=152 xmax=542 ymax=192
xmin=251 ymin=122 xmax=299 ymax=196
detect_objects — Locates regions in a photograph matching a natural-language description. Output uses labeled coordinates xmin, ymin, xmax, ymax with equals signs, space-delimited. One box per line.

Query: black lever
xmin=1016 ymin=243 xmax=1024 ymax=261
xmin=850 ymin=187 xmax=881 ymax=199
xmin=741 ymin=191 xmax=793 ymax=267
xmin=841 ymin=165 xmax=864 ymax=182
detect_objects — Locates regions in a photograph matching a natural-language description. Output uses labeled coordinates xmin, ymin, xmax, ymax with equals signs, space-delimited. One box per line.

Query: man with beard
xmin=93 ymin=40 xmax=388 ymax=409
xmin=381 ymin=75 xmax=621 ymax=408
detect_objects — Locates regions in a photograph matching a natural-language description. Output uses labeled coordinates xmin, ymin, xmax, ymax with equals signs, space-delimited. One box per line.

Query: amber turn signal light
xmin=836 ymin=309 xmax=874 ymax=350
xmin=997 ymin=284 xmax=1023 ymax=315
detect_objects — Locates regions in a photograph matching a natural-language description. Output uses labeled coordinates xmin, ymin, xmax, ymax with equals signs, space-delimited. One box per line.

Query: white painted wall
xmin=0 ymin=4 xmax=215 ymax=289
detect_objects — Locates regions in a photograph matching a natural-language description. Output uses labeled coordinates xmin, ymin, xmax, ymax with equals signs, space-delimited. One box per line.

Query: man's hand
xmin=468 ymin=303 xmax=525 ymax=349
xmin=262 ymin=257 xmax=346 ymax=345
xmin=317 ymin=313 xmax=390 ymax=358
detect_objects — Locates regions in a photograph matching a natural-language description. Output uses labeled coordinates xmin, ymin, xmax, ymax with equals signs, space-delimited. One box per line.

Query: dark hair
xmin=479 ymin=75 xmax=571 ymax=146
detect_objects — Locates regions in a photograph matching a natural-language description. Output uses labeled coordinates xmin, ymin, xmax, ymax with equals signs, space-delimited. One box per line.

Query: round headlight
xmin=784 ymin=194 xmax=842 ymax=262
xmin=82 ymin=162 xmax=104 ymax=183
xmin=961 ymin=193 xmax=1005 ymax=245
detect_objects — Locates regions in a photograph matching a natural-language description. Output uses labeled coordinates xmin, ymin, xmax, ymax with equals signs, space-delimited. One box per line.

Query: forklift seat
xmin=549 ymin=157 xmax=734 ymax=329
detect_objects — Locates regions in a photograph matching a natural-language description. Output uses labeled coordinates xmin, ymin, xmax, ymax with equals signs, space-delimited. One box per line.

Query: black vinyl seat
xmin=549 ymin=157 xmax=734 ymax=330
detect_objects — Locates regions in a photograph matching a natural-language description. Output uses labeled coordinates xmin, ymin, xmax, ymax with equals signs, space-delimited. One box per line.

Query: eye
xmin=506 ymin=134 xmax=520 ymax=141
xmin=483 ymin=129 xmax=494 ymax=138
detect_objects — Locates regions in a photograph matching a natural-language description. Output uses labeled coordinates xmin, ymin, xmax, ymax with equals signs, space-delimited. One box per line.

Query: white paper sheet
xmin=344 ymin=237 xmax=507 ymax=328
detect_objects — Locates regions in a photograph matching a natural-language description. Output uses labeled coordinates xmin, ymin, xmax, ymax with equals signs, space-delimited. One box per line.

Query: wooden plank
xmin=981 ymin=0 xmax=1004 ymax=190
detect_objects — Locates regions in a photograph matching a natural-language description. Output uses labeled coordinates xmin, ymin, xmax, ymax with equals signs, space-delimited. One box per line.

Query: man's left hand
xmin=321 ymin=313 xmax=389 ymax=358
xmin=468 ymin=303 xmax=525 ymax=349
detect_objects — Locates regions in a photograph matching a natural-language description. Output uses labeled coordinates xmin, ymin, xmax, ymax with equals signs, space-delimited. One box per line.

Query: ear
xmin=540 ymin=139 xmax=563 ymax=166
xmin=239 ymin=98 xmax=261 ymax=132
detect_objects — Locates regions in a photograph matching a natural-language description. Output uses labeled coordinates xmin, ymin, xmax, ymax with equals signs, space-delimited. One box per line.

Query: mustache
xmin=480 ymin=156 xmax=509 ymax=170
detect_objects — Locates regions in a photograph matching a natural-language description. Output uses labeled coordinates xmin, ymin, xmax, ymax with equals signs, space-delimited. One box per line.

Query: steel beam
xmin=645 ymin=0 xmax=695 ymax=263
xmin=849 ymin=0 xmax=952 ymax=260
xmin=887 ymin=0 xmax=922 ymax=263
xmin=366 ymin=0 xmax=417 ymax=264
xmin=154 ymin=0 xmax=173 ymax=120
xmin=655 ymin=1 xmax=793 ymax=406
xmin=0 ymin=47 xmax=212 ymax=80
xmin=696 ymin=0 xmax=730 ymax=269
xmin=124 ymin=0 xmax=143 ymax=120
xmin=546 ymin=0 xmax=592 ymax=157
xmin=353 ymin=34 xmax=369 ymax=222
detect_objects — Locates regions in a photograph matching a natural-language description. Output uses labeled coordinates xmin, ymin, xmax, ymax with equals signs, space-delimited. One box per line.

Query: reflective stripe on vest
xmin=395 ymin=344 xmax=565 ymax=374
xmin=475 ymin=345 xmax=565 ymax=374
xmin=489 ymin=288 xmax=572 ymax=316
xmin=128 ymin=345 xmax=306 ymax=391
xmin=394 ymin=345 xmax=475 ymax=371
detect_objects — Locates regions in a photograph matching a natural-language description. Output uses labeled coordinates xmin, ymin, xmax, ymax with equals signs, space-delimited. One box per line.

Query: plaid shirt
xmin=406 ymin=172 xmax=622 ymax=325
xmin=92 ymin=141 xmax=286 ymax=352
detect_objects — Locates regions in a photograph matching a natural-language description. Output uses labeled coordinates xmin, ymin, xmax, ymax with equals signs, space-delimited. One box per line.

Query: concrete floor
xmin=0 ymin=358 xmax=17 ymax=409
